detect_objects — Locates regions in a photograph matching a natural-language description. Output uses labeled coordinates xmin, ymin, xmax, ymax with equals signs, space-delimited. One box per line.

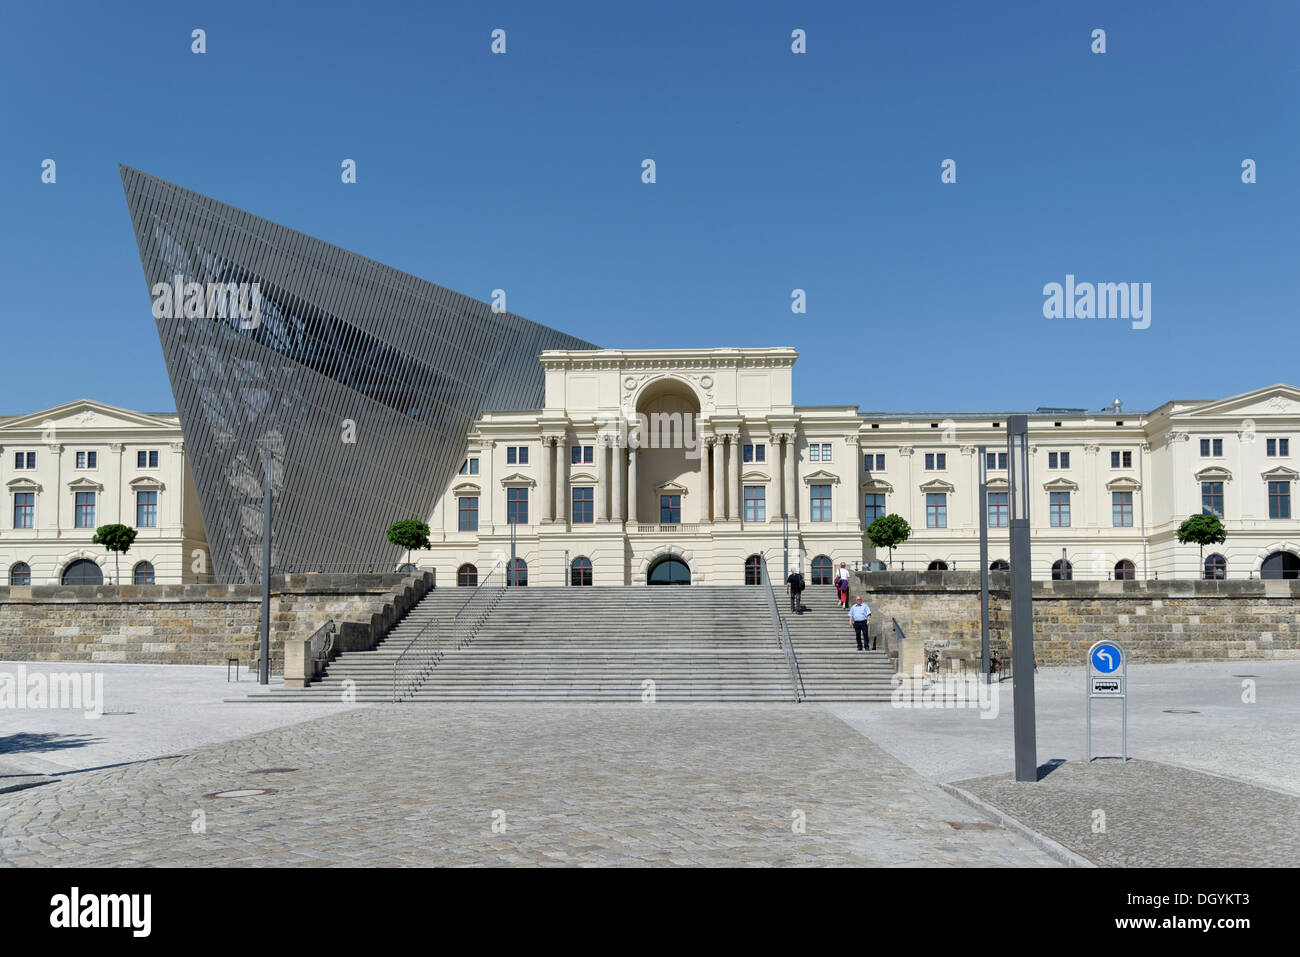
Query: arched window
xmin=9 ymin=562 xmax=31 ymax=586
xmin=1114 ymin=559 xmax=1135 ymax=581
xmin=457 ymin=563 xmax=478 ymax=587
xmin=648 ymin=556 xmax=691 ymax=585
xmin=62 ymin=559 xmax=103 ymax=586
xmin=928 ymin=560 xmax=949 ymax=571
xmin=1261 ymin=551 xmax=1300 ymax=580
xmin=1204 ymin=554 xmax=1226 ymax=580
xmin=1051 ymin=559 xmax=1073 ymax=581
xmin=571 ymin=556 xmax=593 ymax=586
xmin=132 ymin=561 xmax=155 ymax=585
xmin=810 ymin=555 xmax=833 ymax=584
xmin=507 ymin=558 xmax=528 ymax=586
xmin=989 ymin=559 xmax=1010 ymax=572
xmin=743 ymin=554 xmax=762 ymax=585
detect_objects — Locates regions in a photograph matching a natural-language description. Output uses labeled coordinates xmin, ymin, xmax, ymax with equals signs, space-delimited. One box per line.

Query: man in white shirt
xmin=848 ymin=596 xmax=872 ymax=651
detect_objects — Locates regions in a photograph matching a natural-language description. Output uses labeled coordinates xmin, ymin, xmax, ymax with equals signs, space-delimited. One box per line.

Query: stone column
xmin=710 ymin=437 xmax=723 ymax=523
xmin=612 ymin=442 xmax=624 ymax=522
xmin=597 ymin=438 xmax=609 ymax=522
xmin=727 ymin=433 xmax=740 ymax=520
xmin=627 ymin=447 xmax=638 ymax=524
xmin=554 ymin=438 xmax=567 ymax=525
xmin=539 ymin=437 xmax=552 ymax=523
xmin=783 ymin=434 xmax=797 ymax=522
xmin=700 ymin=434 xmax=712 ymax=522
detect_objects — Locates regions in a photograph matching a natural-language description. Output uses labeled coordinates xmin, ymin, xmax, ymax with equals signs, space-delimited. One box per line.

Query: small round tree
xmin=1176 ymin=513 xmax=1227 ymax=564
xmin=386 ymin=519 xmax=431 ymax=568
xmin=92 ymin=524 xmax=137 ymax=583
xmin=867 ymin=513 xmax=911 ymax=568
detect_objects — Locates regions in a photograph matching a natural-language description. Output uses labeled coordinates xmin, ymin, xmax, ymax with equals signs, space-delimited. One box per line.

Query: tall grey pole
xmin=510 ymin=520 xmax=517 ymax=586
xmin=259 ymin=448 xmax=271 ymax=685
xmin=978 ymin=445 xmax=990 ymax=681
xmin=1007 ymin=416 xmax=1036 ymax=781
xmin=783 ymin=513 xmax=789 ymax=584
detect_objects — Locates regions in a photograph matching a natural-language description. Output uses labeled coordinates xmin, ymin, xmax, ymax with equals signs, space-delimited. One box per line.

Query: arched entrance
xmin=1261 ymin=551 xmax=1300 ymax=579
xmin=648 ymin=556 xmax=691 ymax=585
xmin=62 ymin=559 xmax=103 ymax=586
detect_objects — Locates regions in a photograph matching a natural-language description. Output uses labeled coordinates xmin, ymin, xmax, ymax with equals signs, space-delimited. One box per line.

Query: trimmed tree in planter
xmin=866 ymin=513 xmax=911 ymax=568
xmin=386 ymin=519 xmax=431 ymax=569
xmin=1176 ymin=512 xmax=1227 ymax=565
xmin=92 ymin=524 xmax=137 ymax=584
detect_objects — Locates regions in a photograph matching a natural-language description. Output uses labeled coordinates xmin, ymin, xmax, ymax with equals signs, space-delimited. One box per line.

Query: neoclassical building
xmin=420 ymin=347 xmax=1300 ymax=586
xmin=1 ymin=400 xmax=207 ymax=585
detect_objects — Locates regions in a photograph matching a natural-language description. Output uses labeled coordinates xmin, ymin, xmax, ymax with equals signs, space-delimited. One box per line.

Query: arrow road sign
xmin=1091 ymin=642 xmax=1122 ymax=674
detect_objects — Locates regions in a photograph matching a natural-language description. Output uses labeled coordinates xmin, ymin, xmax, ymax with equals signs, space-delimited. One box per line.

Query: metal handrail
xmin=759 ymin=554 xmax=805 ymax=703
xmin=308 ymin=619 xmax=335 ymax=667
xmin=391 ymin=560 xmax=505 ymax=702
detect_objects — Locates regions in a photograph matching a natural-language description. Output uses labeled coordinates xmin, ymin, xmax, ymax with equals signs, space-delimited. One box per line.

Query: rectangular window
xmin=1269 ymin=481 xmax=1291 ymax=519
xmin=74 ymin=491 xmax=95 ymax=528
xmin=986 ymin=452 xmax=1008 ymax=470
xmin=15 ymin=451 xmax=36 ymax=469
xmin=571 ymin=446 xmax=594 ymax=465
xmin=506 ymin=488 xmax=528 ymax=525
xmin=519 ymin=446 xmax=529 ymax=464
xmin=809 ymin=445 xmax=820 ymax=462
xmin=458 ymin=496 xmax=478 ymax=531
xmin=1200 ymin=438 xmax=1224 ymax=457
xmin=742 ymin=444 xmax=767 ymax=463
xmin=572 ymin=487 xmax=594 ymax=524
xmin=743 ymin=485 xmax=765 ymax=522
xmin=1265 ymin=439 xmax=1275 ymax=456
xmin=864 ymin=453 xmax=885 ymax=471
xmin=1112 ymin=491 xmax=1134 ymax=527
xmin=506 ymin=447 xmax=517 ymax=465
xmin=459 ymin=458 xmax=479 ymax=475
xmin=926 ymin=492 xmax=947 ymax=528
xmin=75 ymin=451 xmax=98 ymax=469
xmin=863 ymin=493 xmax=886 ymax=524
xmin=1267 ymin=438 xmax=1290 ymax=457
xmin=987 ymin=491 xmax=1009 ymax=528
xmin=660 ymin=494 xmax=681 ymax=524
xmin=137 ymin=450 xmax=159 ymax=468
xmin=136 ymin=490 xmax=158 ymax=528
xmin=1110 ymin=450 xmax=1133 ymax=469
xmin=1201 ymin=481 xmax=1224 ymax=518
xmin=925 ymin=452 xmax=947 ymax=470
xmin=13 ymin=492 xmax=34 ymax=529
xmin=810 ymin=484 xmax=832 ymax=522
xmin=1049 ymin=491 xmax=1071 ymax=527
xmin=1047 ymin=451 xmax=1069 ymax=469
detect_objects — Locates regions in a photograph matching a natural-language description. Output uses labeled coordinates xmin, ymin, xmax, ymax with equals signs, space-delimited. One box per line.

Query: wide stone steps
xmin=243 ymin=583 xmax=896 ymax=703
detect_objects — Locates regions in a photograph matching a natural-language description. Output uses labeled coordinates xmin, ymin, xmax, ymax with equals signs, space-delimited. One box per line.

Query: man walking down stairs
xmin=783 ymin=586 xmax=895 ymax=701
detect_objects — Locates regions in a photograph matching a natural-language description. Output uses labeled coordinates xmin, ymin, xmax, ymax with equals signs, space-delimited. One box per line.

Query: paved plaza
xmin=2 ymin=659 xmax=1297 ymax=866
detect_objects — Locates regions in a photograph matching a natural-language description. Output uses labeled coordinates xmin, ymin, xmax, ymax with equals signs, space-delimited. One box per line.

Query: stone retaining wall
xmin=854 ymin=571 xmax=1300 ymax=665
xmin=0 ymin=572 xmax=435 ymax=670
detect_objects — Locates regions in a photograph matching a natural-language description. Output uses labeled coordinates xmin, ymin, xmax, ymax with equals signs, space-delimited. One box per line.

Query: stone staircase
xmin=784 ymin=586 xmax=896 ymax=701
xmin=243 ymin=584 xmax=896 ymax=703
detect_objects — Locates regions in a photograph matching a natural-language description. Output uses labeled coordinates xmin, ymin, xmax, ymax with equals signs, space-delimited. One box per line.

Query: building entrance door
xmin=648 ymin=556 xmax=691 ymax=585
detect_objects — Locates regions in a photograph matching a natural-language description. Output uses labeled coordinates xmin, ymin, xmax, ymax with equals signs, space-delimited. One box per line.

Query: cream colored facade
xmin=1 ymin=400 xmax=207 ymax=585
xmin=421 ymin=348 xmax=1300 ymax=586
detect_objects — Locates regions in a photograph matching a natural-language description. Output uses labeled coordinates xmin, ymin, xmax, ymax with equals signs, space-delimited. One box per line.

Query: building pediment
xmin=1261 ymin=465 xmax=1298 ymax=482
xmin=450 ymin=481 xmax=481 ymax=497
xmin=985 ymin=477 xmax=1010 ymax=492
xmin=6 ymin=477 xmax=41 ymax=492
xmin=67 ymin=476 xmax=104 ymax=492
xmin=568 ymin=471 xmax=598 ymax=485
xmin=1194 ymin=466 xmax=1233 ymax=482
xmin=1042 ymin=477 xmax=1078 ymax=492
xmin=128 ymin=475 xmax=166 ymax=491
xmin=919 ymin=478 xmax=954 ymax=493
xmin=655 ymin=481 xmax=689 ymax=495
xmin=740 ymin=469 xmax=771 ymax=483
xmin=1105 ymin=475 xmax=1141 ymax=492
xmin=860 ymin=479 xmax=893 ymax=493
xmin=802 ymin=469 xmax=840 ymax=485
xmin=498 ymin=472 xmax=536 ymax=488
xmin=1177 ymin=384 xmax=1300 ymax=420
xmin=0 ymin=399 xmax=176 ymax=434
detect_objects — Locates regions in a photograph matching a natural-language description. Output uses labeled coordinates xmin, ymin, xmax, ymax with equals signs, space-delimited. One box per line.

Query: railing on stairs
xmin=308 ymin=619 xmax=335 ymax=679
xmin=759 ymin=555 xmax=806 ymax=702
xmin=391 ymin=560 xmax=505 ymax=702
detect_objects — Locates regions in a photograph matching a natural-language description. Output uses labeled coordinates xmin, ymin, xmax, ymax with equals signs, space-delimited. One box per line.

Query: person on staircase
xmin=849 ymin=595 xmax=873 ymax=651
xmin=835 ymin=562 xmax=852 ymax=609
xmin=785 ymin=567 xmax=805 ymax=615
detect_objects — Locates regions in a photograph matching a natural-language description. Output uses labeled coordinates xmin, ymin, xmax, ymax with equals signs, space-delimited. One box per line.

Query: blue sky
xmin=2 ymin=0 xmax=1296 ymax=415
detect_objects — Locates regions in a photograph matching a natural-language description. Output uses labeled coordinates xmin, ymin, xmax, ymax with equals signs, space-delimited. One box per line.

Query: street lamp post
xmin=259 ymin=448 xmax=271 ymax=686
xmin=783 ymin=513 xmax=789 ymax=584
xmin=978 ymin=445 xmax=990 ymax=681
xmin=1008 ymin=415 xmax=1037 ymax=782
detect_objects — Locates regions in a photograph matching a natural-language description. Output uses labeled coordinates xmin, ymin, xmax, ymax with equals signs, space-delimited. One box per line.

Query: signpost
xmin=1085 ymin=639 xmax=1128 ymax=761
xmin=977 ymin=445 xmax=990 ymax=681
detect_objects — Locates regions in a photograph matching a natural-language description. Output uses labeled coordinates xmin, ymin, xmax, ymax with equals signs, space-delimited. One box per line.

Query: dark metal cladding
xmin=119 ymin=165 xmax=596 ymax=582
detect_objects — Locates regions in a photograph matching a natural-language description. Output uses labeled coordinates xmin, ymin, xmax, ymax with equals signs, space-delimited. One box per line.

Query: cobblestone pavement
xmin=0 ymin=704 xmax=1058 ymax=867
xmin=956 ymin=759 xmax=1300 ymax=867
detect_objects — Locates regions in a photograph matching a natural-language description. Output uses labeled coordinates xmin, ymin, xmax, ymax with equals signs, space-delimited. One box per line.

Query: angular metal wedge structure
xmin=120 ymin=165 xmax=596 ymax=582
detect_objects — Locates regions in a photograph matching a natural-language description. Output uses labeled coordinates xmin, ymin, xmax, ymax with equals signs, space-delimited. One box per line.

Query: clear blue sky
xmin=2 ymin=0 xmax=1296 ymax=415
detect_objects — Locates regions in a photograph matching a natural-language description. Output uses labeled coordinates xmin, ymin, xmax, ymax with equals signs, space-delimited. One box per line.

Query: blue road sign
xmin=1091 ymin=643 xmax=1122 ymax=674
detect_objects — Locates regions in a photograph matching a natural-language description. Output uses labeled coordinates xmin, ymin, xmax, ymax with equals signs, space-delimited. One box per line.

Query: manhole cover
xmin=101 ymin=711 xmax=135 ymax=716
xmin=1162 ymin=709 xmax=1201 ymax=714
xmin=203 ymin=788 xmax=278 ymax=799
xmin=947 ymin=821 xmax=998 ymax=831
xmin=249 ymin=768 xmax=298 ymax=774
xmin=1233 ymin=675 xmax=1258 ymax=678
